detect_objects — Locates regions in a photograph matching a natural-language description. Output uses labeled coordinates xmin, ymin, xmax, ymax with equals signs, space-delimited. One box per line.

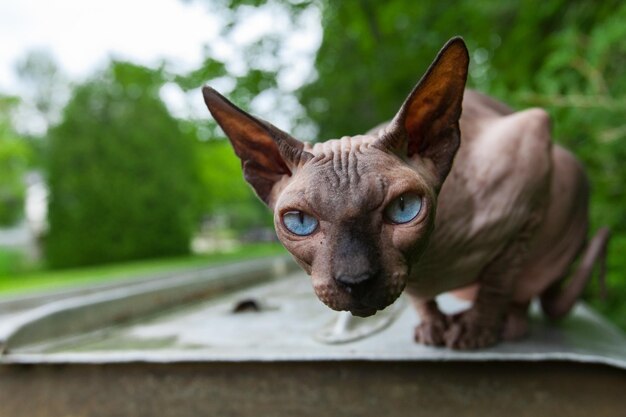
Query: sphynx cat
xmin=202 ymin=37 xmax=609 ymax=349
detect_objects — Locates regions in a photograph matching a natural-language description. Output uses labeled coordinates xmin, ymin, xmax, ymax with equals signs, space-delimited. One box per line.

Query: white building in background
xmin=0 ymin=171 xmax=48 ymax=260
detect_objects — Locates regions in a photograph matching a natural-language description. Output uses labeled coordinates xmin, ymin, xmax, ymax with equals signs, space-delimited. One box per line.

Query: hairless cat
xmin=202 ymin=37 xmax=609 ymax=349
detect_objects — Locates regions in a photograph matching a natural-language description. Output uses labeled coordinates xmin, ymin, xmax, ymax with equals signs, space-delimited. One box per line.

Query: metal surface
xmin=2 ymin=271 xmax=625 ymax=369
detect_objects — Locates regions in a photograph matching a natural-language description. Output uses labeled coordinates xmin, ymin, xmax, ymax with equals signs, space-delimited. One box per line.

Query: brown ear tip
xmin=202 ymin=85 xmax=217 ymax=104
xmin=446 ymin=37 xmax=469 ymax=53
xmin=447 ymin=36 xmax=467 ymax=46
xmin=441 ymin=37 xmax=470 ymax=66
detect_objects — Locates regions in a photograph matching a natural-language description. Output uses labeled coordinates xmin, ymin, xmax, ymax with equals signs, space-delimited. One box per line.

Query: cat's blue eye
xmin=282 ymin=210 xmax=319 ymax=236
xmin=385 ymin=194 xmax=422 ymax=224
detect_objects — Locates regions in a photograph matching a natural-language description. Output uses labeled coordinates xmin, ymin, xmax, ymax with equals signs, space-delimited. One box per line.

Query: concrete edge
xmin=2 ymin=350 xmax=625 ymax=370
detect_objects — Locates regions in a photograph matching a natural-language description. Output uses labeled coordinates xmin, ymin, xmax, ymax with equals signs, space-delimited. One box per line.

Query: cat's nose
xmin=335 ymin=272 xmax=374 ymax=294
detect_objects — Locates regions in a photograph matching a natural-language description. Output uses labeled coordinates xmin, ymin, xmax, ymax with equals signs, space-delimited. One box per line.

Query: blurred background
xmin=0 ymin=0 xmax=624 ymax=330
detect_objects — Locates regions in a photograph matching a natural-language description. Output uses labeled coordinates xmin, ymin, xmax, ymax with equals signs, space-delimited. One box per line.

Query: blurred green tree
xmin=0 ymin=96 xmax=30 ymax=226
xmin=46 ymin=62 xmax=198 ymax=267
xmin=178 ymin=118 xmax=271 ymax=233
xmin=195 ymin=139 xmax=271 ymax=231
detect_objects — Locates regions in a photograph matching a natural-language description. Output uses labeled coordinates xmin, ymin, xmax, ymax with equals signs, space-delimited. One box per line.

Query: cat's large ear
xmin=374 ymin=37 xmax=469 ymax=189
xmin=203 ymin=87 xmax=312 ymax=206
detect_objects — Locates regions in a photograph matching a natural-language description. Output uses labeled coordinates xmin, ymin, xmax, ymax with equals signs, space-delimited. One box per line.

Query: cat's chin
xmin=348 ymin=307 xmax=379 ymax=317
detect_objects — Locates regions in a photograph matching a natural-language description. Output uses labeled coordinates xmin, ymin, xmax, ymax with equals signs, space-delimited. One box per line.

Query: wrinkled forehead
xmin=304 ymin=134 xmax=372 ymax=155
xmin=277 ymin=136 xmax=424 ymax=216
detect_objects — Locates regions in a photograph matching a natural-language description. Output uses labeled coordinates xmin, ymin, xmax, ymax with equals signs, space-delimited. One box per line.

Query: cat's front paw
xmin=444 ymin=311 xmax=501 ymax=350
xmin=414 ymin=315 xmax=449 ymax=346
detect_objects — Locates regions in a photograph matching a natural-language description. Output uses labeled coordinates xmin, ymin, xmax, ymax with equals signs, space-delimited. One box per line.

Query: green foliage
xmin=192 ymin=136 xmax=272 ymax=231
xmin=0 ymin=96 xmax=30 ymax=226
xmin=46 ymin=62 xmax=198 ymax=268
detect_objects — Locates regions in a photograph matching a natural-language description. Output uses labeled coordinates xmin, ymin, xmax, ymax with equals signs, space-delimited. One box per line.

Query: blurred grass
xmin=0 ymin=242 xmax=286 ymax=296
xmin=0 ymin=249 xmax=23 ymax=276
